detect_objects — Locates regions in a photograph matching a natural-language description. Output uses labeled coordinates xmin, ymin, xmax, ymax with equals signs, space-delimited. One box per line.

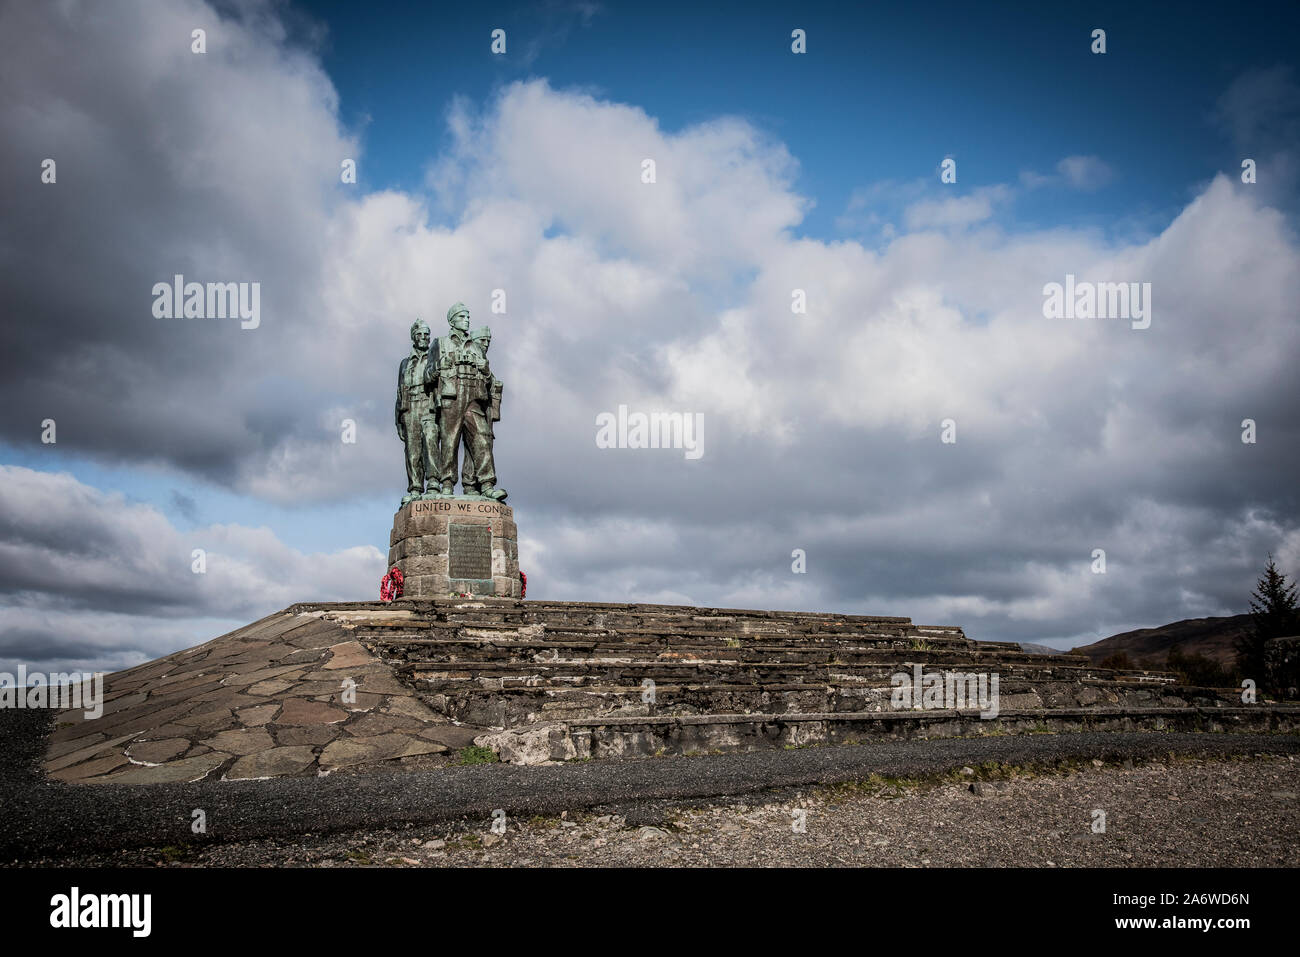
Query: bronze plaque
xmin=448 ymin=524 xmax=493 ymax=580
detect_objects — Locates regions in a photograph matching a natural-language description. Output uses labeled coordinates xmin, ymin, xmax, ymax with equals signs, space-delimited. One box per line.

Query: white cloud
xmin=1055 ymin=155 xmax=1115 ymax=190
xmin=903 ymin=185 xmax=1012 ymax=230
xmin=0 ymin=466 xmax=383 ymax=673
xmin=2 ymin=2 xmax=1298 ymax=656
xmin=1019 ymin=155 xmax=1115 ymax=191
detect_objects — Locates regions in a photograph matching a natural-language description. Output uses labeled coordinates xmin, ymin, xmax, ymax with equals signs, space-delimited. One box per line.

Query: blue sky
xmin=304 ymin=0 xmax=1297 ymax=237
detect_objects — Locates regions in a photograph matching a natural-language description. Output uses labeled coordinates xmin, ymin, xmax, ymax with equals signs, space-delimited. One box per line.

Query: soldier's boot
xmin=481 ymin=486 xmax=507 ymax=501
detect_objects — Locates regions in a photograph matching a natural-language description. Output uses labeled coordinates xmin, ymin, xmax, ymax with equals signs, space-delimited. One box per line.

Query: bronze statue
xmin=397 ymin=303 xmax=506 ymax=504
xmin=432 ymin=303 xmax=506 ymax=501
xmin=460 ymin=326 xmax=501 ymax=495
xmin=395 ymin=318 xmax=438 ymax=506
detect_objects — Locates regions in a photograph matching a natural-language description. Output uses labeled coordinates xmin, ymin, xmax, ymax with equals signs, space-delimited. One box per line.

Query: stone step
xmin=295 ymin=598 xmax=951 ymax=632
xmin=405 ymin=663 xmax=1180 ymax=685
xmin=415 ymin=676 xmax=1178 ymax=699
xmin=414 ymin=670 xmax=1226 ymax=728
xmin=376 ymin=649 xmax=1172 ymax=684
xmin=355 ymin=628 xmax=1041 ymax=655
xmin=430 ymin=600 xmax=920 ymax=623
xmin=476 ymin=704 xmax=1300 ymax=763
xmin=354 ymin=623 xmax=968 ymax=645
xmin=357 ymin=634 xmax=967 ymax=653
xmin=565 ymin=704 xmax=1298 ymax=730
xmin=372 ymin=643 xmax=1111 ymax=666
xmin=365 ymin=646 xmax=987 ymax=667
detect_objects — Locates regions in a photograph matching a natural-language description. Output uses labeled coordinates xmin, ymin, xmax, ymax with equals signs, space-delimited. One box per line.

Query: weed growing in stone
xmin=457 ymin=745 xmax=498 ymax=765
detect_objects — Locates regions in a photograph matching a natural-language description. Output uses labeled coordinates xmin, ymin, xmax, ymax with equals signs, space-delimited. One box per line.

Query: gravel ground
xmin=5 ymin=708 xmax=1298 ymax=866
xmin=26 ymin=754 xmax=1299 ymax=868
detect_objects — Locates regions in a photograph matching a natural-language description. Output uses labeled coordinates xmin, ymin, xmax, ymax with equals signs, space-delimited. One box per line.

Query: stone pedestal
xmin=387 ymin=499 xmax=521 ymax=599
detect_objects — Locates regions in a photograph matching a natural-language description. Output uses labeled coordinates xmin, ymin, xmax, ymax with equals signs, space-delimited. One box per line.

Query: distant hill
xmin=1070 ymin=615 xmax=1251 ymax=668
xmin=1015 ymin=642 xmax=1071 ymax=656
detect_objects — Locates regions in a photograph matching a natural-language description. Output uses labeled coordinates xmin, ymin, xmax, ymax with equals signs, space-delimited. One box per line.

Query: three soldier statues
xmin=396 ymin=302 xmax=507 ymax=506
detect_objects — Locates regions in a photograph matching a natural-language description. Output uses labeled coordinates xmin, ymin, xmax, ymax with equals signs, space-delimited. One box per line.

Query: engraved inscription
xmin=410 ymin=499 xmax=509 ymax=516
xmin=449 ymin=524 xmax=493 ymax=580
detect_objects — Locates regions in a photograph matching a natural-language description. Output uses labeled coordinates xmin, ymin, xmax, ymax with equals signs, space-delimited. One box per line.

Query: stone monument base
xmin=388 ymin=498 xmax=521 ymax=599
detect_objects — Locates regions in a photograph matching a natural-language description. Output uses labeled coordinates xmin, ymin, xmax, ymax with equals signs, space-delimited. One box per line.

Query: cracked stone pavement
xmin=44 ymin=609 xmax=483 ymax=784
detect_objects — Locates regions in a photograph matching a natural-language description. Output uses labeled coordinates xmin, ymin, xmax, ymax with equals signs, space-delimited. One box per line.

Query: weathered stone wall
xmin=387 ymin=500 xmax=520 ymax=598
xmin=335 ymin=599 xmax=1248 ymax=754
xmin=476 ymin=705 xmax=1300 ymax=764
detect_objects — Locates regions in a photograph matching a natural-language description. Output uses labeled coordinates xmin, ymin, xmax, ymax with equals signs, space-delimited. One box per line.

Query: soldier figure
xmin=431 ymin=303 xmax=507 ymax=500
xmin=460 ymin=326 xmax=502 ymax=496
xmin=395 ymin=318 xmax=439 ymax=506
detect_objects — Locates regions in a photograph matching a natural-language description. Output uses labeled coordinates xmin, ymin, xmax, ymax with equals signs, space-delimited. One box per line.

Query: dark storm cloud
xmin=0 ymin=0 xmax=355 ymax=485
xmin=0 ymin=464 xmax=382 ymax=673
xmin=0 ymin=627 xmax=139 ymax=667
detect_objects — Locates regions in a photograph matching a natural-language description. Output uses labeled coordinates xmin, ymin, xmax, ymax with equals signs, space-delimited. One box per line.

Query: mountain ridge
xmin=1070 ymin=615 xmax=1250 ymax=668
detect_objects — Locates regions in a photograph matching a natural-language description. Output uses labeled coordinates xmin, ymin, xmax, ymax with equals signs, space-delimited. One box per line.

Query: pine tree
xmin=1235 ymin=556 xmax=1300 ymax=684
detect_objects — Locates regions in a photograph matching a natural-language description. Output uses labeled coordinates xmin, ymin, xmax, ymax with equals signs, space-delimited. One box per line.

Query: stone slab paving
xmin=43 ymin=609 xmax=485 ymax=784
